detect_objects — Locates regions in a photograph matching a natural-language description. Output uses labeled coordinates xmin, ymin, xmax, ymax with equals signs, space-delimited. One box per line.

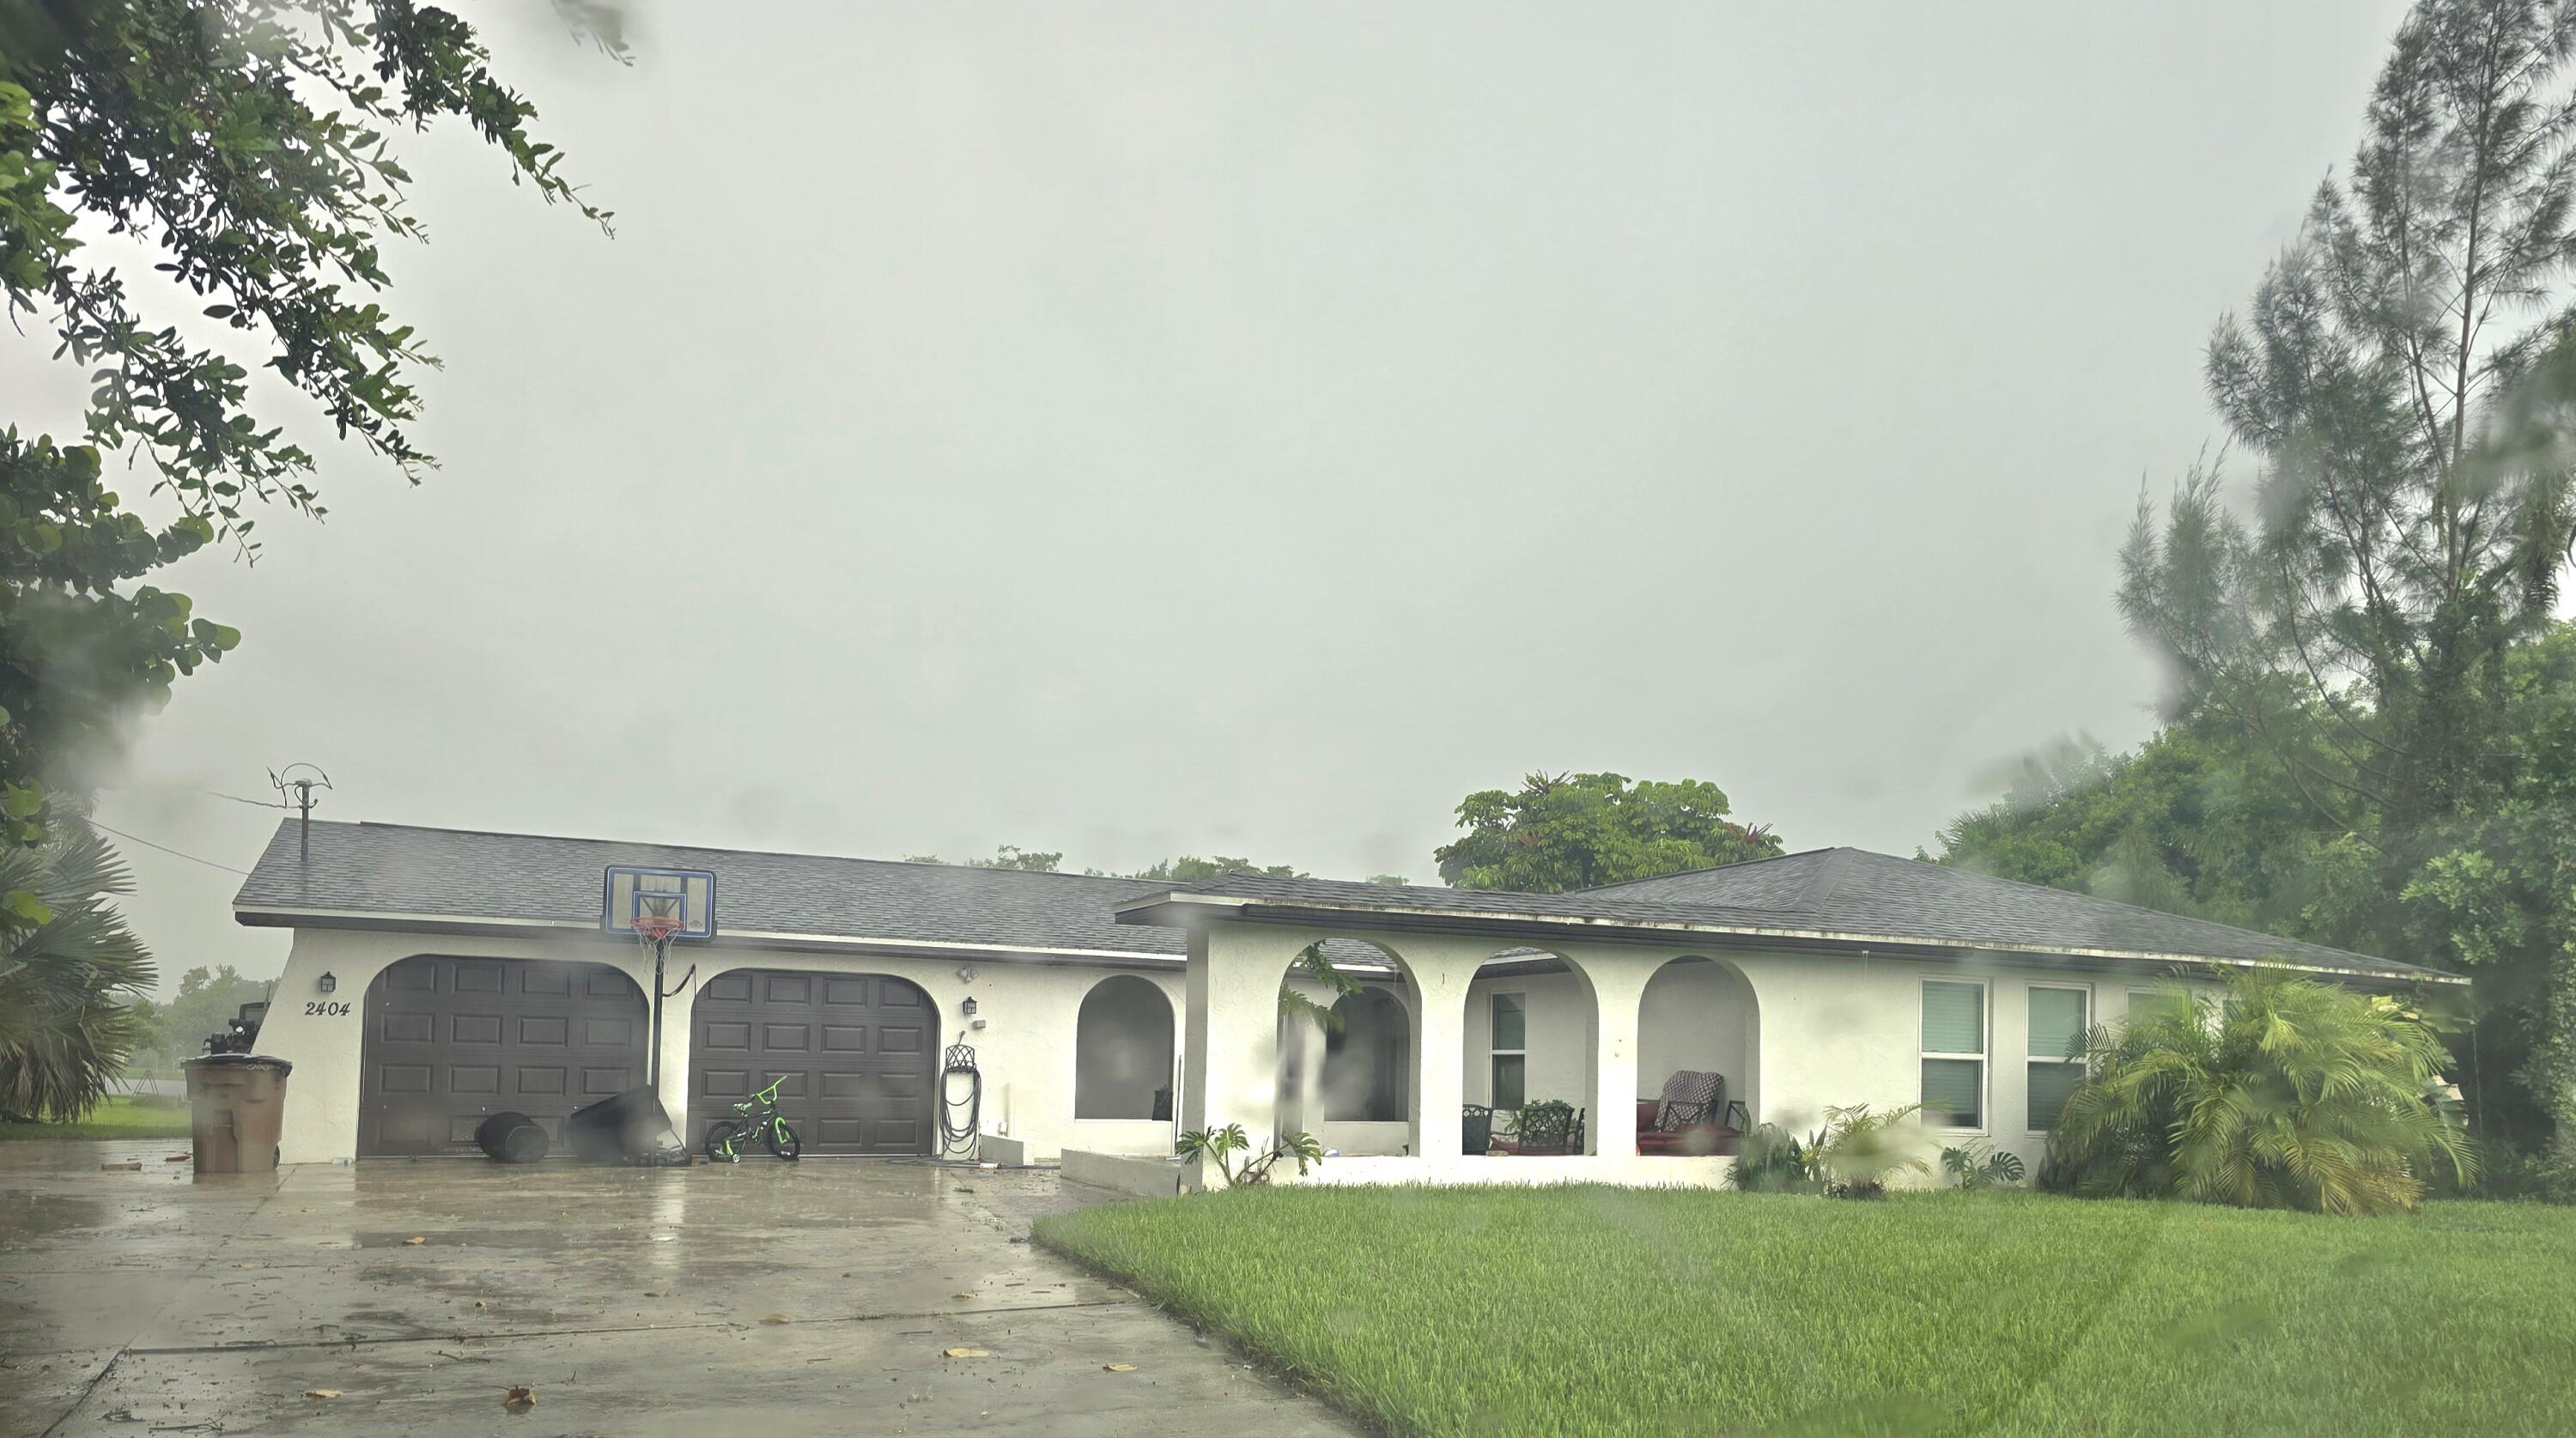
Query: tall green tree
xmin=129 ymin=961 xmax=269 ymax=1069
xmin=1435 ymin=772 xmax=1783 ymax=893
xmin=2120 ymin=0 xmax=2576 ymax=843
xmin=1996 ymin=0 xmax=2576 ymax=1155
xmin=1 ymin=0 xmax=613 ymax=1101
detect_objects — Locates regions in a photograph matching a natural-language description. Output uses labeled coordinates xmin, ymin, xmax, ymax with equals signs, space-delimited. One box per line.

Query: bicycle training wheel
xmin=703 ymin=1119 xmax=744 ymax=1164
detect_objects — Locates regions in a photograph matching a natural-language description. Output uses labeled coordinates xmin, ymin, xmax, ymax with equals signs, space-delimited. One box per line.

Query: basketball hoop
xmin=633 ymin=913 xmax=683 ymax=945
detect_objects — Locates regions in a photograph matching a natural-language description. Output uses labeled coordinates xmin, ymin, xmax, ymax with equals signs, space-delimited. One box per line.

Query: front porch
xmin=1072 ymin=913 xmax=1773 ymax=1192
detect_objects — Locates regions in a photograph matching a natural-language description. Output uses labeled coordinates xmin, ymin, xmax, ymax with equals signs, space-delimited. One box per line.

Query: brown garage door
xmin=689 ymin=969 xmax=935 ymax=1156
xmin=360 ymin=956 xmax=647 ymax=1157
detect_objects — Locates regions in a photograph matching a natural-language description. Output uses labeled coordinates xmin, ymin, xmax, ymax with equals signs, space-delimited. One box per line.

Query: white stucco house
xmin=234 ymin=819 xmax=2462 ymax=1187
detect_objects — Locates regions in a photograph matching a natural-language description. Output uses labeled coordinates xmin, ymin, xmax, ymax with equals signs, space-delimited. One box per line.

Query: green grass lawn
xmin=0 ymin=1095 xmax=192 ymax=1142
xmin=1035 ymin=1186 xmax=2576 ymax=1436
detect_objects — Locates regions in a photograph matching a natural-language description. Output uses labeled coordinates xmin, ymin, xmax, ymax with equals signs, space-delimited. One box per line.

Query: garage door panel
xmin=520 ymin=968 xmax=572 ymax=997
xmin=688 ymin=968 xmax=935 ymax=1156
xmin=822 ymin=977 xmax=870 ymax=1004
xmin=386 ymin=964 xmax=435 ymax=994
xmin=359 ymin=956 xmax=646 ymax=1158
xmin=762 ymin=1023 xmax=811 ymax=1051
xmin=704 ymin=971 xmax=755 ymax=1002
xmin=877 ymin=1025 xmax=926 ymax=1054
xmin=764 ymin=975 xmax=812 ymax=1004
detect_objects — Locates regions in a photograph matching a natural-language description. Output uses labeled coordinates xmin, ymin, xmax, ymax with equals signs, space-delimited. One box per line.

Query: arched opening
xmin=1074 ymin=974 xmax=1176 ymax=1120
xmin=1463 ymin=948 xmax=1598 ymax=1156
xmin=1274 ymin=937 xmax=1413 ymax=1155
xmin=1322 ymin=986 xmax=1410 ymax=1122
xmin=1634 ymin=956 xmax=1759 ymax=1156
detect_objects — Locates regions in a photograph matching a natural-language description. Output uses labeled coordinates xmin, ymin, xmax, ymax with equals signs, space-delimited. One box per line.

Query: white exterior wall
xmin=261 ymin=919 xmax=2220 ymax=1181
xmin=256 ymin=925 xmax=1184 ymax=1165
xmin=1494 ymin=948 xmax=2215 ymax=1185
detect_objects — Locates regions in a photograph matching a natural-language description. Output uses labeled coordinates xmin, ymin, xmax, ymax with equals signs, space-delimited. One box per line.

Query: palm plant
xmin=1277 ymin=941 xmax=1365 ymax=1033
xmin=0 ymin=827 xmax=156 ymax=1121
xmin=2046 ymin=968 xmax=2476 ymax=1216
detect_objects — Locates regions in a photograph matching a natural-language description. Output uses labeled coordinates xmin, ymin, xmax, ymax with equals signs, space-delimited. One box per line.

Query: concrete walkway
xmin=0 ymin=1141 xmax=1356 ymax=1437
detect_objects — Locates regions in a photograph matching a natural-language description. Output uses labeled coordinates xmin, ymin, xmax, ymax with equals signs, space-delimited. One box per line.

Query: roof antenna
xmin=269 ymin=763 xmax=333 ymax=864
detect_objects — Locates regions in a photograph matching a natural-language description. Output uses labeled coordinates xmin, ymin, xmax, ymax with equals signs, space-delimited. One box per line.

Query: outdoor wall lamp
xmin=317 ymin=971 xmax=337 ymax=995
xmin=961 ymin=996 xmax=979 ymax=1017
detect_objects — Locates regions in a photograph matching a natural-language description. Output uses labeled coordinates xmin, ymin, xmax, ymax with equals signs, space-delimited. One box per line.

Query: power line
xmin=86 ymin=821 xmax=251 ymax=877
xmin=203 ymin=788 xmax=289 ymax=810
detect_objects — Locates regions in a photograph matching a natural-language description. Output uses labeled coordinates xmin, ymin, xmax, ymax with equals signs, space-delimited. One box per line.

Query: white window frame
xmin=1488 ymin=991 xmax=1528 ymax=1110
xmin=1919 ymin=977 xmax=1989 ymax=1133
xmin=2025 ymin=982 xmax=2092 ymax=1136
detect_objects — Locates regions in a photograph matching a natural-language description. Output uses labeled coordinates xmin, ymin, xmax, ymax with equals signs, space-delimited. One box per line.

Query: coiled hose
xmin=939 ymin=1037 xmax=981 ymax=1159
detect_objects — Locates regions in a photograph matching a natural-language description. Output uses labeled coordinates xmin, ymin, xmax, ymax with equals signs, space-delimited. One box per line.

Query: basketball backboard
xmin=602 ymin=866 xmax=717 ymax=942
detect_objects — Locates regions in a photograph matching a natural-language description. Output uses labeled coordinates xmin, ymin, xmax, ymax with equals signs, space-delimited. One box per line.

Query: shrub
xmin=1726 ymin=1123 xmax=1816 ymax=1193
xmin=1807 ymin=1102 xmax=1931 ymax=1195
xmin=1176 ymin=1124 xmax=1323 ymax=1186
xmin=2045 ymin=968 xmax=2476 ymax=1215
xmin=2467 ymin=1146 xmax=2576 ymax=1204
xmin=1728 ymin=1105 xmax=1933 ymax=1196
xmin=1941 ymin=1139 xmax=2026 ymax=1191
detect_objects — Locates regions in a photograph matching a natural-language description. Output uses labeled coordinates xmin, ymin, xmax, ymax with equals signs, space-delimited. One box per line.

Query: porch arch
xmin=1634 ymin=955 xmax=1760 ymax=1150
xmin=1074 ymin=974 xmax=1176 ymax=1120
xmin=1461 ymin=947 xmax=1601 ymax=1155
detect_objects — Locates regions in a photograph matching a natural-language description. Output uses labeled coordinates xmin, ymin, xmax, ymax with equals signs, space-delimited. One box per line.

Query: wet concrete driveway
xmin=0 ymin=1141 xmax=1355 ymax=1437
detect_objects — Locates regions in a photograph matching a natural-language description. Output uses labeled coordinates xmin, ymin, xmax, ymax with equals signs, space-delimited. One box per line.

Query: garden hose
xmin=939 ymin=1036 xmax=981 ymax=1159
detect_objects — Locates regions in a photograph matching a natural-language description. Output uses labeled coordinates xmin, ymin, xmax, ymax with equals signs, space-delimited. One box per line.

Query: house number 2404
xmin=304 ymin=1001 xmax=350 ymax=1017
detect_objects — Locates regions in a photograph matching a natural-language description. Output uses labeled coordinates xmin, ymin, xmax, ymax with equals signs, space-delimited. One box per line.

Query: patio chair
xmin=1490 ymin=1101 xmax=1583 ymax=1156
xmin=1462 ymin=1103 xmax=1495 ymax=1155
xmin=1635 ymin=1070 xmax=1746 ymax=1156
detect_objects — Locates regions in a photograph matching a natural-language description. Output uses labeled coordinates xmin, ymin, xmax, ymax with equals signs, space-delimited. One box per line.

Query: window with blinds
xmin=1920 ymin=979 xmax=1986 ymax=1130
xmin=1490 ymin=992 xmax=1527 ymax=1111
xmin=2026 ymin=985 xmax=2089 ymax=1132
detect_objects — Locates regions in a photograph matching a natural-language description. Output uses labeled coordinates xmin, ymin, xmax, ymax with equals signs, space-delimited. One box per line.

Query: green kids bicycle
xmin=702 ymin=1076 xmax=802 ymax=1162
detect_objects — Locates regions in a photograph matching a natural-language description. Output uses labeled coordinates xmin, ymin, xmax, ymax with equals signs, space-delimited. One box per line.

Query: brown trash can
xmin=181 ymin=1053 xmax=294 ymax=1174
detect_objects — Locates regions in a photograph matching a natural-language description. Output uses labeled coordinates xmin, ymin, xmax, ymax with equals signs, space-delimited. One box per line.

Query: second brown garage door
xmin=688 ymin=969 xmax=936 ymax=1156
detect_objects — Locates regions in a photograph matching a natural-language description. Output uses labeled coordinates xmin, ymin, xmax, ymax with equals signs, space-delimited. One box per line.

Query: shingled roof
xmin=1131 ymin=849 xmax=2455 ymax=984
xmin=234 ymin=822 xmax=2454 ymax=984
xmin=234 ymin=820 xmax=1187 ymax=961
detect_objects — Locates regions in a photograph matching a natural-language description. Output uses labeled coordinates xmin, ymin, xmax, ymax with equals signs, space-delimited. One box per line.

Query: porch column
xmin=1401 ymin=937 xmax=1482 ymax=1162
xmin=1182 ymin=923 xmax=1299 ymax=1180
xmin=1575 ymin=948 xmax=1662 ymax=1159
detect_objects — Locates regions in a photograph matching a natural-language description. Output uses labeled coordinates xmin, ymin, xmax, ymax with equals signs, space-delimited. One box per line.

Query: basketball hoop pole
xmin=646 ymin=929 xmax=671 ymax=1089
xmin=633 ymin=914 xmax=687 ymax=1090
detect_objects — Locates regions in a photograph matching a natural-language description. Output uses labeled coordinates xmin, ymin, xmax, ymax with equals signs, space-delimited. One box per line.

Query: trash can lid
xmin=182 ymin=1053 xmax=294 ymax=1074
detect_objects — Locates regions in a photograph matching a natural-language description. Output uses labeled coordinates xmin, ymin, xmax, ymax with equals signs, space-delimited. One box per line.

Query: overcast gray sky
xmin=35 ymin=2 xmax=2415 ymax=992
